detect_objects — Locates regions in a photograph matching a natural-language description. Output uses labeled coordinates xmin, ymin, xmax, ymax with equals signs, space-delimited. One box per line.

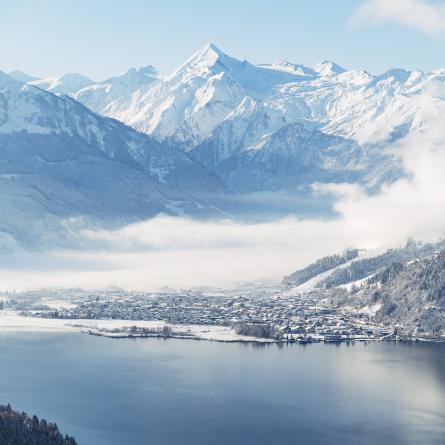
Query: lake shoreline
xmin=85 ymin=327 xmax=445 ymax=345
xmin=1 ymin=312 xmax=444 ymax=345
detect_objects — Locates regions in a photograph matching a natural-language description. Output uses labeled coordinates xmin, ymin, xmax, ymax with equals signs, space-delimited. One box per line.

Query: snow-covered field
xmin=0 ymin=311 xmax=275 ymax=343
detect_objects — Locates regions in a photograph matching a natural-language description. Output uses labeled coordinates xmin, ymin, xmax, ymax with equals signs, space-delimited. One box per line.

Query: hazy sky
xmin=2 ymin=0 xmax=445 ymax=80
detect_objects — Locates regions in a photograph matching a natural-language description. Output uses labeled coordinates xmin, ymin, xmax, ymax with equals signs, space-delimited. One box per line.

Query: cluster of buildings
xmin=16 ymin=286 xmax=398 ymax=342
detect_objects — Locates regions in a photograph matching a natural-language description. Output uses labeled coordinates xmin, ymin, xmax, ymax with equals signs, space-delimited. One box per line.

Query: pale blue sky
xmin=2 ymin=0 xmax=445 ymax=80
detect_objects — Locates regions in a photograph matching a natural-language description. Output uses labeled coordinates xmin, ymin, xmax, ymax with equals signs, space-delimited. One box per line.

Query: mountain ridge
xmin=32 ymin=42 xmax=442 ymax=200
xmin=0 ymin=71 xmax=229 ymax=245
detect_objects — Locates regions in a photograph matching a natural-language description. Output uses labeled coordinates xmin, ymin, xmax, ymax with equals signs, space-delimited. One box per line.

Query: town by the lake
xmin=2 ymin=286 xmax=441 ymax=344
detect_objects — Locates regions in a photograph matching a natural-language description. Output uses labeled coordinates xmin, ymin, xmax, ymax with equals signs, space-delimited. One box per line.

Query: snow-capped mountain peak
xmin=138 ymin=65 xmax=159 ymax=77
xmin=185 ymin=42 xmax=225 ymax=65
xmin=313 ymin=61 xmax=346 ymax=76
xmin=105 ymin=65 xmax=160 ymax=84
xmin=8 ymin=70 xmax=40 ymax=83
xmin=166 ymin=42 xmax=235 ymax=81
xmin=165 ymin=43 xmax=299 ymax=94
xmin=94 ymin=43 xmax=303 ymax=148
xmin=0 ymin=70 xmax=19 ymax=88
xmin=73 ymin=65 xmax=160 ymax=115
xmin=29 ymin=73 xmax=94 ymax=95
xmin=58 ymin=73 xmax=95 ymax=87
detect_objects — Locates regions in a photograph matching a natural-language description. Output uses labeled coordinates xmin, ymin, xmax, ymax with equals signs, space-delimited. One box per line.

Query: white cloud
xmin=353 ymin=0 xmax=445 ymax=36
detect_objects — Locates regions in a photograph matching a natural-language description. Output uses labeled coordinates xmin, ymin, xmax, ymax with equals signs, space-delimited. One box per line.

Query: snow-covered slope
xmin=74 ymin=65 xmax=160 ymax=114
xmin=0 ymin=72 xmax=228 ymax=245
xmin=29 ymin=73 xmax=94 ymax=96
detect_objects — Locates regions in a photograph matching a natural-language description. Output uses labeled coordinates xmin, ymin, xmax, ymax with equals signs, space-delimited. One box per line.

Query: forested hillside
xmin=360 ymin=252 xmax=445 ymax=334
xmin=282 ymin=249 xmax=359 ymax=286
xmin=319 ymin=240 xmax=445 ymax=289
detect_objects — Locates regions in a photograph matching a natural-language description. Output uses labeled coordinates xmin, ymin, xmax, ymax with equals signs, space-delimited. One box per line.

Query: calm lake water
xmin=0 ymin=332 xmax=444 ymax=445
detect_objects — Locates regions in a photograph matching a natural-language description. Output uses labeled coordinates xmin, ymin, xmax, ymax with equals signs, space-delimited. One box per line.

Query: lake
xmin=0 ymin=332 xmax=444 ymax=445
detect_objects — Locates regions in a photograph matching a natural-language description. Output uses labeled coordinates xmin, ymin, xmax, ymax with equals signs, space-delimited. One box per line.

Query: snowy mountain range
xmin=3 ymin=42 xmax=445 ymax=244
xmin=28 ymin=43 xmax=442 ymax=148
xmin=19 ymin=43 xmax=445 ymax=193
